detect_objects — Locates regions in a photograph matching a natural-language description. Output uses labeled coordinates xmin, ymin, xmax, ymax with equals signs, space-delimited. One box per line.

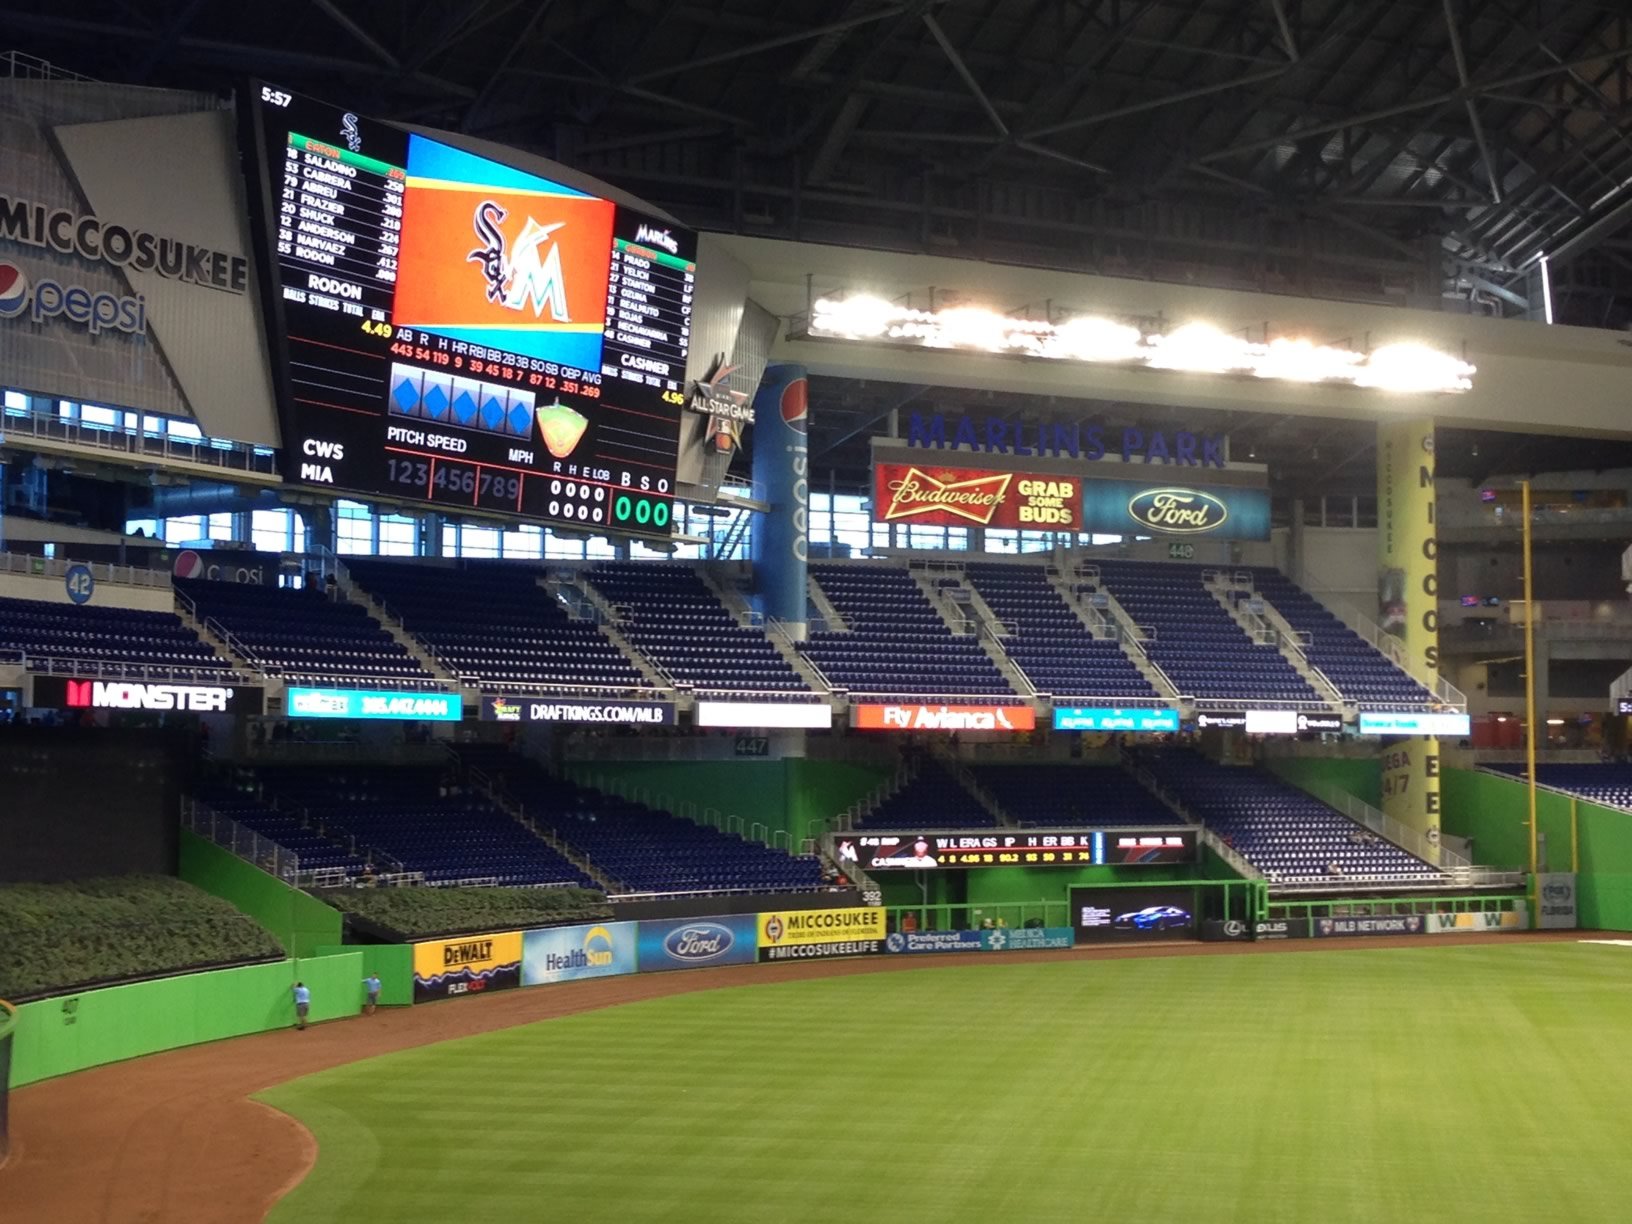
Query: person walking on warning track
xmin=293 ymin=981 xmax=311 ymax=1031
xmin=363 ymin=973 xmax=381 ymax=1016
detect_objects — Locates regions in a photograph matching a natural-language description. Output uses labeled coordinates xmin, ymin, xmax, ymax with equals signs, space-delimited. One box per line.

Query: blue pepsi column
xmin=750 ymin=364 xmax=809 ymax=640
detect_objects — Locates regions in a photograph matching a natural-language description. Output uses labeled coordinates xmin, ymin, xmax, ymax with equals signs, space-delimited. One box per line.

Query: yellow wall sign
xmin=758 ymin=908 xmax=885 ymax=947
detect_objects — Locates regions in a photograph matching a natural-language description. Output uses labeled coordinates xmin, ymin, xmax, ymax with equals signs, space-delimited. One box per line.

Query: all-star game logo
xmin=686 ymin=352 xmax=755 ymax=454
xmin=467 ymin=200 xmax=569 ymax=321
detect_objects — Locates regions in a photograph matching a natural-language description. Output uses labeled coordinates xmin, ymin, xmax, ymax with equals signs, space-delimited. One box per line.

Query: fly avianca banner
xmin=852 ymin=703 xmax=1037 ymax=732
xmin=873 ymin=462 xmax=1081 ymax=529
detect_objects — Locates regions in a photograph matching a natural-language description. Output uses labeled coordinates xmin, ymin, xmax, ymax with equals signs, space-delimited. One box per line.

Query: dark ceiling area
xmin=7 ymin=0 xmax=1632 ymax=495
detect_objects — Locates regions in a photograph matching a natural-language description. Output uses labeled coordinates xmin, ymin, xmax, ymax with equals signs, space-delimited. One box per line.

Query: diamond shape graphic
xmin=421 ymin=379 xmax=450 ymax=421
xmin=480 ymin=389 xmax=506 ymax=431
xmin=451 ymin=389 xmax=478 ymax=426
xmin=508 ymin=402 xmax=534 ymax=436
xmin=390 ymin=370 xmax=421 ymax=415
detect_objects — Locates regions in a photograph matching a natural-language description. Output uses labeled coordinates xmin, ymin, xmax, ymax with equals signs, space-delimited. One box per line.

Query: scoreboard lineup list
xmin=266 ymin=116 xmax=692 ymax=531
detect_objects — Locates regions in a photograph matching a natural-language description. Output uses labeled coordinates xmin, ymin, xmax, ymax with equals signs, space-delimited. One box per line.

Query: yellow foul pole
xmin=1523 ymin=480 xmax=1540 ymax=901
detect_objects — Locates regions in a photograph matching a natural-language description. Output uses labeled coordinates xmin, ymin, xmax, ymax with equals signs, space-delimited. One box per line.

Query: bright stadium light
xmin=806 ymin=294 xmax=1476 ymax=393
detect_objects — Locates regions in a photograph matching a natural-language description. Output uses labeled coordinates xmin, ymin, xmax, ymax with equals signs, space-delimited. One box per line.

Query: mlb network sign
xmin=286 ymin=686 xmax=462 ymax=722
xmin=33 ymin=676 xmax=262 ymax=715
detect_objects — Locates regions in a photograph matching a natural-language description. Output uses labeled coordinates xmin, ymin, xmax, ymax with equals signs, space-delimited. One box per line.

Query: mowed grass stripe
xmin=261 ymin=944 xmax=1632 ymax=1224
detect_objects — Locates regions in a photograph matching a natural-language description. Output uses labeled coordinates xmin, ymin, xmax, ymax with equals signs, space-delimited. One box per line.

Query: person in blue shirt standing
xmin=292 ymin=981 xmax=311 ymax=1031
xmin=363 ymin=973 xmax=381 ymax=1016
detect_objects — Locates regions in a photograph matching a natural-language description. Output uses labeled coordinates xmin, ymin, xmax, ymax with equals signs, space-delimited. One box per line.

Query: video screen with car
xmin=1069 ymin=886 xmax=1199 ymax=943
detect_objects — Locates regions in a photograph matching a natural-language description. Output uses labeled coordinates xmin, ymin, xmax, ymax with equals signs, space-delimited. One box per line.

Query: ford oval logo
xmin=665 ymin=923 xmax=734 ymax=962
xmin=1127 ymin=487 xmax=1229 ymax=534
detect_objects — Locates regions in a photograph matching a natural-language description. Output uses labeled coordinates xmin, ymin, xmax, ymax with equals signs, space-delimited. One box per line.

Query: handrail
xmin=1292 ymin=775 xmax=1473 ymax=871
xmin=1297 ymin=576 xmax=1468 ymax=709
xmin=0 ymin=551 xmax=173 ymax=589
xmin=8 ymin=651 xmax=250 ymax=684
xmin=768 ymin=615 xmax=840 ymax=693
xmin=0 ymin=399 xmax=278 ymax=476
xmin=183 ymin=797 xmax=305 ymax=882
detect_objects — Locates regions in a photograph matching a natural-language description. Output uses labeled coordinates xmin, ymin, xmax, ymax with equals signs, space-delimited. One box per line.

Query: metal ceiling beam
xmin=312 ymin=0 xmax=401 ymax=70
xmin=626 ymin=5 xmax=916 ymax=86
xmin=459 ymin=0 xmax=557 ymax=132
xmin=1025 ymin=65 xmax=1288 ymax=140
xmin=1265 ymin=0 xmax=1299 ymax=62
xmin=813 ymin=385 xmax=929 ymax=460
xmin=1198 ymin=47 xmax=1632 ymax=164
xmin=921 ymin=11 xmax=1008 ymax=136
xmin=1441 ymin=0 xmax=1504 ymax=203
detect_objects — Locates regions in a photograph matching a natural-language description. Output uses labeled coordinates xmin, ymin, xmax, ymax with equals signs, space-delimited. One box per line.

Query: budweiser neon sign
xmin=874 ymin=463 xmax=1079 ymax=530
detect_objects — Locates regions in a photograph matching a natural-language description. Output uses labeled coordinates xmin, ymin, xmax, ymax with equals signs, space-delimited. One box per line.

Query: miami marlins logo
xmin=467 ymin=200 xmax=570 ymax=321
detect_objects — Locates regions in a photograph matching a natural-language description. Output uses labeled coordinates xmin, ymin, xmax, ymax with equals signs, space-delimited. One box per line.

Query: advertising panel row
xmin=871 ymin=450 xmax=1270 ymax=540
xmin=412 ymin=909 xmax=889 ymax=1000
xmin=1253 ymin=910 xmax=1527 ymax=941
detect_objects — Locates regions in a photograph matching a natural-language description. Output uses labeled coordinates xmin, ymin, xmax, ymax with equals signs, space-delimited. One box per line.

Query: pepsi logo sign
xmin=0 ymin=260 xmax=147 ymax=337
xmin=0 ymin=261 xmax=28 ymax=317
xmin=780 ymin=376 xmax=808 ymax=435
xmin=1127 ymin=487 xmax=1229 ymax=534
xmin=663 ymin=923 xmax=735 ymax=963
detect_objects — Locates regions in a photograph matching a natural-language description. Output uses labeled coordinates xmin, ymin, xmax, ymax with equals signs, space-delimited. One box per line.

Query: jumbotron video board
xmin=241 ymin=83 xmax=697 ymax=538
xmin=835 ymin=829 xmax=1197 ymax=871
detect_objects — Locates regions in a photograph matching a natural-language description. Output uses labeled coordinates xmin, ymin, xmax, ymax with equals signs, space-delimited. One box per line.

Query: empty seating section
xmin=1248 ymin=569 xmax=1433 ymax=706
xmin=191 ymin=782 xmax=367 ymax=876
xmin=176 ymin=579 xmax=431 ymax=686
xmin=1096 ymin=562 xmax=1317 ymax=705
xmin=857 ymin=758 xmax=997 ymax=829
xmin=1485 ymin=762 xmax=1632 ymax=808
xmin=964 ymin=564 xmax=1158 ymax=702
xmin=1145 ymin=752 xmax=1439 ymax=884
xmin=802 ymin=564 xmax=1018 ymax=699
xmin=970 ymin=764 xmax=1178 ymax=826
xmin=453 ymin=745 xmax=823 ymax=893
xmin=0 ymin=594 xmax=229 ymax=677
xmin=348 ymin=560 xmax=648 ymax=692
xmin=254 ymin=764 xmax=594 ymax=887
xmin=586 ymin=562 xmax=811 ymax=696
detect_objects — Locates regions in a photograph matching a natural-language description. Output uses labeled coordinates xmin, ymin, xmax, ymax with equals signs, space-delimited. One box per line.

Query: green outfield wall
xmin=316 ymin=944 xmax=413 ymax=1007
xmin=1441 ymin=767 xmax=1632 ymax=930
xmin=561 ymin=758 xmax=892 ymax=847
xmin=8 ymin=952 xmax=364 ymax=1090
xmin=179 ymin=830 xmax=344 ymax=957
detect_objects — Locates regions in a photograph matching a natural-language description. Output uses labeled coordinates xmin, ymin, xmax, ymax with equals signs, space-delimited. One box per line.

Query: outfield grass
xmin=261 ymin=944 xmax=1632 ymax=1223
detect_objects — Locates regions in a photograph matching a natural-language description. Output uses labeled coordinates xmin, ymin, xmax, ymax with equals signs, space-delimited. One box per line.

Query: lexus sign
xmin=33 ymin=676 xmax=263 ymax=714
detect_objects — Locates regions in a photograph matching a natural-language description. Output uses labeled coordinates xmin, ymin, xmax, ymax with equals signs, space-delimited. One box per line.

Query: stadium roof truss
xmin=7 ymin=0 xmax=1632 ymax=325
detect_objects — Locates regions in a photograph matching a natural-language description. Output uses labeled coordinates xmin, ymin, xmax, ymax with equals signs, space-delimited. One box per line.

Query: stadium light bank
xmin=805 ymin=294 xmax=1475 ymax=394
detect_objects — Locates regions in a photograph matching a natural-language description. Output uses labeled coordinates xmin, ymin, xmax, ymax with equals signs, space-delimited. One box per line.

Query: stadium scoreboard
xmin=836 ymin=828 xmax=1197 ymax=871
xmin=242 ymin=84 xmax=698 ymax=538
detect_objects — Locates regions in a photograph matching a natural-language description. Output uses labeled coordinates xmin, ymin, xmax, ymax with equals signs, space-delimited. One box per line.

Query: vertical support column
xmin=1377 ymin=418 xmax=1441 ymax=862
xmin=750 ymin=364 xmax=809 ymax=640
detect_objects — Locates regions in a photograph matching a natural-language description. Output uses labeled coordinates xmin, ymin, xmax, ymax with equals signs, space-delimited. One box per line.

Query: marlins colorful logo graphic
xmin=391 ymin=135 xmax=614 ymax=369
xmin=467 ymin=200 xmax=570 ymax=320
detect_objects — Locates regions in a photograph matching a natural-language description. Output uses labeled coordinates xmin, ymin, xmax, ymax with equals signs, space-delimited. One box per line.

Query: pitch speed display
xmin=243 ymin=84 xmax=697 ymax=537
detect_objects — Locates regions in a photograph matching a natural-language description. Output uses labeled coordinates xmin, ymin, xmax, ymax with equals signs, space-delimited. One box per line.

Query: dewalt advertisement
xmin=412 ymin=931 xmax=522 ymax=1002
xmin=757 ymin=908 xmax=885 ymax=962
